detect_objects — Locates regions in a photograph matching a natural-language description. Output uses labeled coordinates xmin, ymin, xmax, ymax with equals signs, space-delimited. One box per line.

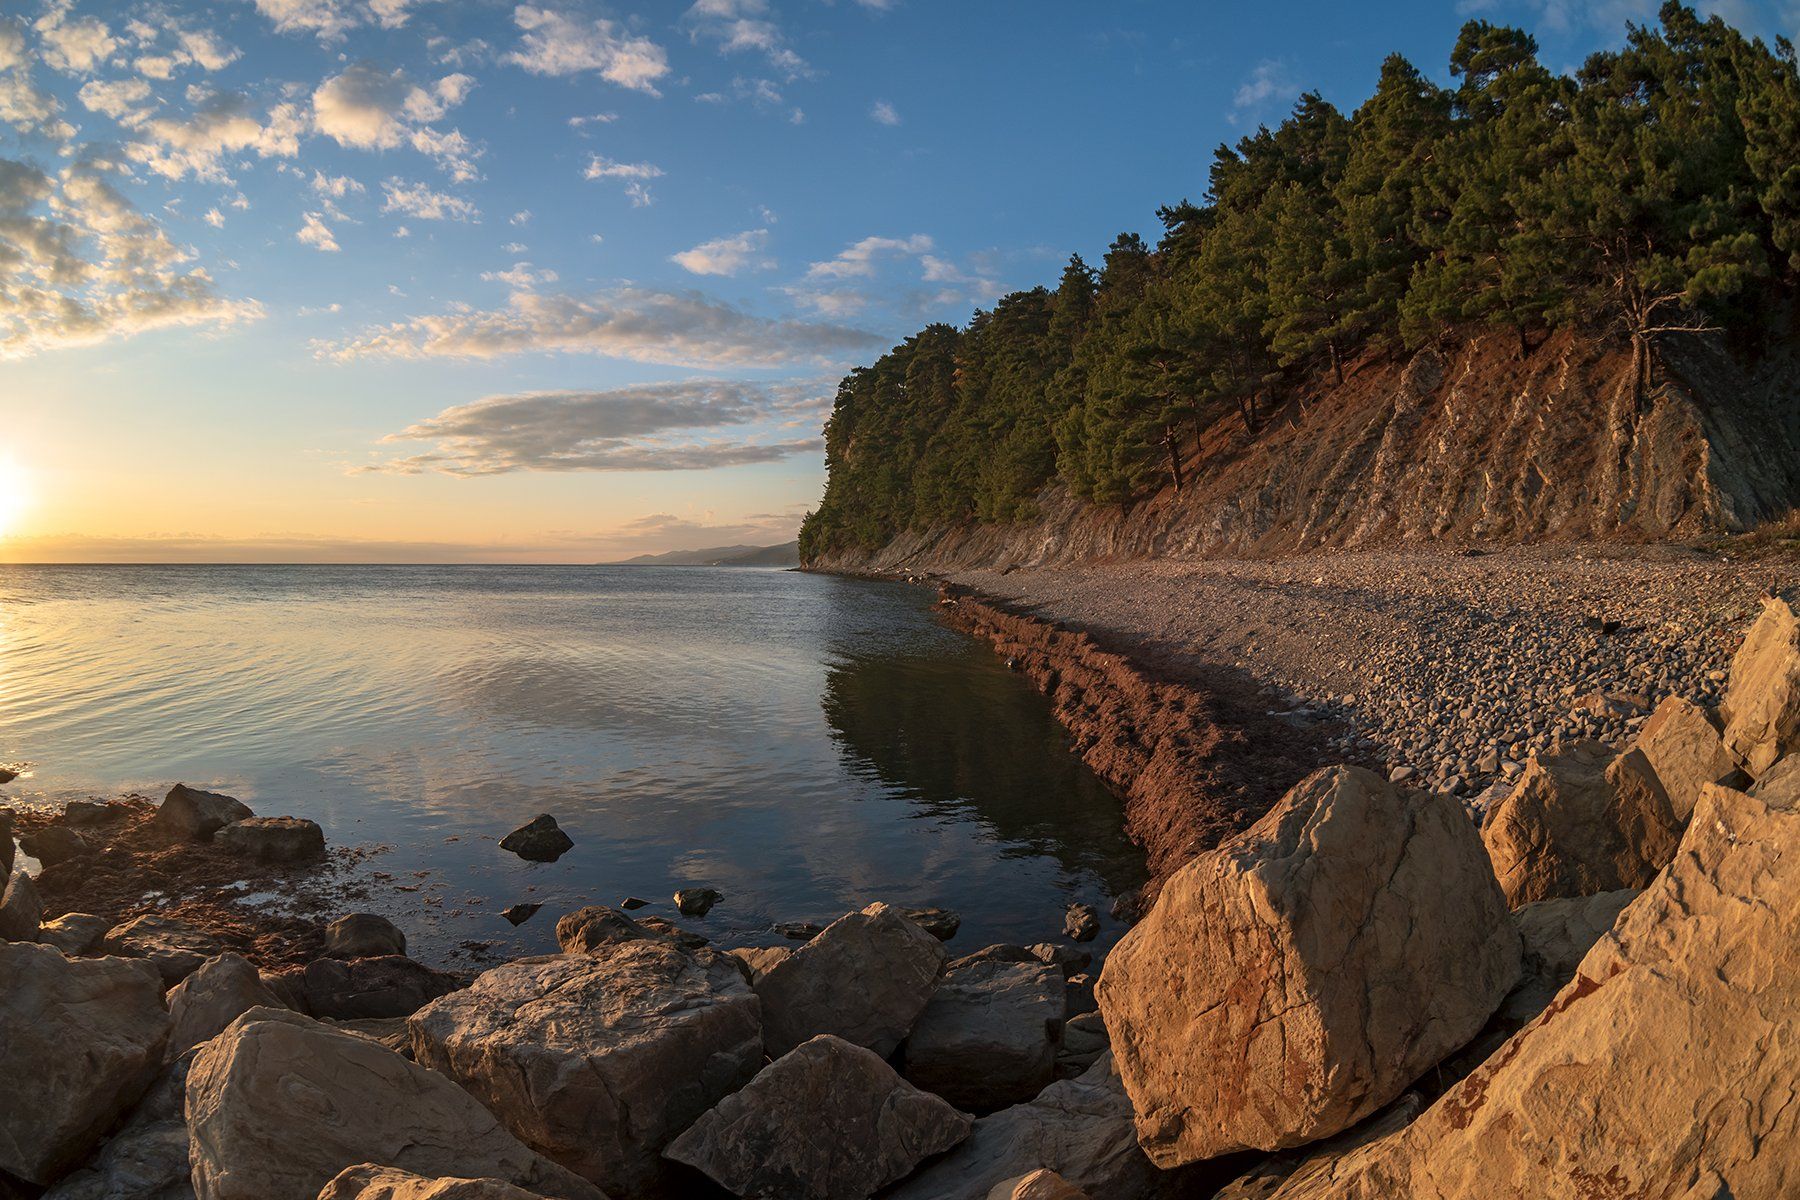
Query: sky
xmin=1 ymin=0 xmax=1796 ymax=562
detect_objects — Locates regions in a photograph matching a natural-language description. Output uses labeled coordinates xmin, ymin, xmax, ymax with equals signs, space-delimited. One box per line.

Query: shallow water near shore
xmin=0 ymin=564 xmax=1145 ymax=965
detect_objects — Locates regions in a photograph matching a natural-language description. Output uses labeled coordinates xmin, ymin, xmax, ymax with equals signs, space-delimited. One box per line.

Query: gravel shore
xmin=949 ymin=544 xmax=1791 ymax=805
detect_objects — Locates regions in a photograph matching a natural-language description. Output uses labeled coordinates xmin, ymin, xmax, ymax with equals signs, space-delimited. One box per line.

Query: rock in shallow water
xmin=672 ymin=887 xmax=722 ymax=916
xmin=498 ymin=815 xmax=572 ymax=863
xmin=216 ymin=815 xmax=325 ymax=863
xmin=663 ymin=1034 xmax=972 ymax=1200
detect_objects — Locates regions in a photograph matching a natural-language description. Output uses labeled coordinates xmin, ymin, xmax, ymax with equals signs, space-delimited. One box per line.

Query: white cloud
xmin=77 ymin=78 xmax=154 ymax=122
xmin=311 ymin=170 xmax=365 ymax=198
xmin=129 ymin=22 xmax=240 ymax=78
xmin=870 ymin=99 xmax=900 ymax=126
xmin=253 ymin=0 xmax=430 ymax=42
xmin=203 ymin=207 xmax=223 ymax=227
xmin=672 ymin=228 xmax=772 ymax=276
xmin=567 ymin=112 xmax=618 ymax=130
xmin=321 ymin=285 xmax=880 ymax=368
xmin=683 ymin=0 xmax=809 ymax=79
xmin=0 ymin=18 xmax=26 ymax=72
xmin=805 ymin=233 xmax=932 ymax=280
xmin=125 ymin=92 xmax=305 ymax=182
xmin=505 ymin=6 xmax=670 ymax=94
xmin=312 ymin=64 xmax=480 ymax=179
xmin=35 ymin=2 xmax=119 ymax=75
xmin=585 ymin=155 xmax=663 ymax=206
xmin=380 ymin=177 xmax=478 ymax=221
xmin=509 ymin=209 xmax=531 ymax=225
xmin=1232 ymin=60 xmax=1296 ymax=119
xmin=297 ymin=211 xmax=340 ymax=252
xmin=481 ymin=261 xmax=557 ymax=288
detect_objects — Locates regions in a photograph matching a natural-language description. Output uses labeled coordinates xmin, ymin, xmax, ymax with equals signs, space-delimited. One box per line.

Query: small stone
xmin=498 ymin=815 xmax=573 ymax=863
xmin=1062 ymin=904 xmax=1100 ymax=943
xmin=898 ymin=906 xmax=962 ymax=940
xmin=674 ymin=887 xmax=723 ymax=916
xmin=500 ymin=903 xmax=542 ymax=927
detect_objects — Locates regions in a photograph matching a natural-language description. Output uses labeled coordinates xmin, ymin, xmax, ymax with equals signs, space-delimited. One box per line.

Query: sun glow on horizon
xmin=0 ymin=459 xmax=33 ymax=540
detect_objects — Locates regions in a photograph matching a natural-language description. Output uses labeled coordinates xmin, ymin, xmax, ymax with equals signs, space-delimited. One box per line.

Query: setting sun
xmin=0 ymin=459 xmax=32 ymax=539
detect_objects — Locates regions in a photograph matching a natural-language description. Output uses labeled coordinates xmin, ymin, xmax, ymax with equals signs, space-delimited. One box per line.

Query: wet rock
xmin=985 ymin=1170 xmax=1088 ymax=1200
xmin=1267 ymin=781 xmax=1800 ymax=1198
xmin=326 ymin=913 xmax=407 ymax=959
xmin=273 ymin=955 xmax=465 ymax=1020
xmin=0 ymin=766 xmax=14 ymax=784
xmin=153 ymin=784 xmax=252 ymax=843
xmin=409 ymin=942 xmax=761 ymax=1198
xmin=186 ymin=1010 xmax=604 ymax=1200
xmin=902 ymin=958 xmax=1066 ymax=1112
xmin=754 ymin=901 xmax=947 ymax=1058
xmin=672 ymin=887 xmax=722 ymax=916
xmin=1481 ymin=741 xmax=1681 ymax=907
xmin=618 ymin=896 xmax=648 ymax=910
xmin=40 ymin=1052 xmax=196 ymax=1200
xmin=1062 ymin=904 xmax=1099 ymax=943
xmin=0 ymin=942 xmax=171 ymax=1185
xmin=20 ymin=825 xmax=92 ymax=867
xmin=1633 ymin=696 xmax=1740 ymax=822
xmin=38 ymin=912 xmax=110 ymax=956
xmin=1722 ymin=596 xmax=1800 ymax=775
xmin=500 ymin=903 xmax=541 ymax=927
xmin=102 ymin=914 xmax=225 ymax=985
xmin=498 ymin=815 xmax=573 ymax=863
xmin=726 ymin=945 xmax=791 ymax=982
xmin=771 ymin=920 xmax=825 ymax=940
xmin=0 ymin=868 xmax=42 ymax=942
xmin=317 ymin=1164 xmax=558 ymax=1200
xmin=898 ymin=906 xmax=962 ymax=940
xmin=663 ymin=1034 xmax=971 ymax=1200
xmin=1097 ymin=766 xmax=1519 ymax=1166
xmin=216 ymin=815 xmax=325 ymax=863
xmin=166 ymin=952 xmax=287 ymax=1060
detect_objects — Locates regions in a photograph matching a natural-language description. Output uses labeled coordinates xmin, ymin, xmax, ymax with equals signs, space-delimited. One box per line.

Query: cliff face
xmin=808 ymin=330 xmax=1800 ymax=572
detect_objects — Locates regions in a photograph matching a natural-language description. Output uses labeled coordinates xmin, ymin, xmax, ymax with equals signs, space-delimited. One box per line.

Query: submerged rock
xmin=500 ymin=903 xmax=541 ymax=927
xmin=216 ymin=815 xmax=325 ymax=863
xmin=102 ymin=914 xmax=225 ymax=985
xmin=498 ymin=815 xmax=573 ymax=863
xmin=672 ymin=887 xmax=722 ymax=916
xmin=153 ymin=784 xmax=252 ymax=842
xmin=409 ymin=942 xmax=761 ymax=1198
xmin=1061 ymin=904 xmax=1099 ymax=943
xmin=1097 ymin=766 xmax=1519 ymax=1166
xmin=326 ymin=913 xmax=407 ymax=959
xmin=902 ymin=957 xmax=1066 ymax=1112
xmin=663 ymin=1034 xmax=972 ymax=1200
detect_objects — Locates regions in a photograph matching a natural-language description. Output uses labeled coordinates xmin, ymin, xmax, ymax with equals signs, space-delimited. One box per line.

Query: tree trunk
xmin=1517 ymin=324 xmax=1530 ymax=358
xmin=1329 ymin=341 xmax=1344 ymax=388
xmin=1161 ymin=427 xmax=1184 ymax=493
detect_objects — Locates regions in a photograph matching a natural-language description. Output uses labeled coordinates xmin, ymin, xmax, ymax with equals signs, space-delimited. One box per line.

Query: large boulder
xmin=0 ymin=868 xmax=43 ymax=942
xmin=167 ymin=952 xmax=288 ymax=1059
xmin=1722 ymin=596 xmax=1800 ymax=776
xmin=1633 ymin=696 xmax=1742 ymax=822
xmin=0 ymin=942 xmax=171 ymax=1184
xmin=409 ymin=942 xmax=761 ymax=1198
xmin=325 ymin=913 xmax=407 ymax=959
xmin=663 ymin=1034 xmax=972 ymax=1200
xmin=754 ymin=901 xmax=947 ymax=1058
xmin=317 ymin=1165 xmax=553 ymax=1200
xmin=42 ymin=1052 xmax=196 ymax=1200
xmin=102 ymin=914 xmax=225 ymax=985
xmin=271 ymin=955 xmax=464 ymax=1020
xmin=498 ymin=815 xmax=572 ymax=863
xmin=154 ymin=784 xmax=252 ymax=842
xmin=1480 ymin=740 xmax=1682 ymax=907
xmin=20 ymin=826 xmax=92 ymax=867
xmin=216 ymin=816 xmax=325 ymax=863
xmin=902 ymin=957 xmax=1066 ymax=1111
xmin=886 ymin=1054 xmax=1187 ymax=1200
xmin=1268 ymin=780 xmax=1800 ymax=1198
xmin=186 ymin=1010 xmax=606 ymax=1200
xmin=1097 ymin=766 xmax=1519 ymax=1166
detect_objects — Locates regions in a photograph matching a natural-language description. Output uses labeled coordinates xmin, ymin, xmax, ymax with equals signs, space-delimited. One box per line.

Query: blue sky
xmin=2 ymin=0 xmax=1794 ymax=561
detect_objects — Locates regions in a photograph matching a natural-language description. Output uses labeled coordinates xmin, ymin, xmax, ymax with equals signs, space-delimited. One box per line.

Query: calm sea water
xmin=0 ymin=564 xmax=1144 ymax=965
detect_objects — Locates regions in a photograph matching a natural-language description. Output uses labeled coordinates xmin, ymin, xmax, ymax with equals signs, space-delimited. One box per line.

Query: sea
xmin=0 ymin=564 xmax=1145 ymax=965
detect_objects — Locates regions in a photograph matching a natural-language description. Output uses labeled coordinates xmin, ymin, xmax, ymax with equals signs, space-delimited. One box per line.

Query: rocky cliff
xmin=808 ymin=330 xmax=1800 ymax=572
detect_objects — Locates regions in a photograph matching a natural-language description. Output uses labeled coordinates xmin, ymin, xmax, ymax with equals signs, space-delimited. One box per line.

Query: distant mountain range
xmin=615 ymin=541 xmax=800 ymax=567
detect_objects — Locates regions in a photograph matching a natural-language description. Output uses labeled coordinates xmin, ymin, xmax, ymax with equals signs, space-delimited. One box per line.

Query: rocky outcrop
xmin=42 ymin=1052 xmax=196 ymax=1200
xmin=1269 ymin=778 xmax=1800 ymax=1198
xmin=0 ymin=942 xmax=171 ymax=1185
xmin=754 ymin=901 xmax=946 ymax=1058
xmin=1723 ymin=596 xmax=1800 ymax=775
xmin=316 ymin=1165 xmax=554 ymax=1200
xmin=665 ymin=1034 xmax=971 ymax=1200
xmin=1480 ymin=739 xmax=1682 ymax=907
xmin=408 ymin=943 xmax=762 ymax=1199
xmin=101 ymin=914 xmax=225 ymax=985
xmin=186 ymin=1009 xmax=605 ymax=1200
xmin=325 ymin=913 xmax=407 ymax=959
xmin=498 ymin=816 xmax=572 ymax=863
xmin=153 ymin=784 xmax=252 ymax=842
xmin=1633 ymin=696 xmax=1740 ymax=822
xmin=901 ymin=958 xmax=1066 ymax=1111
xmin=216 ymin=815 xmax=325 ymax=863
xmin=1097 ymin=766 xmax=1519 ymax=1166
xmin=166 ymin=952 xmax=287 ymax=1059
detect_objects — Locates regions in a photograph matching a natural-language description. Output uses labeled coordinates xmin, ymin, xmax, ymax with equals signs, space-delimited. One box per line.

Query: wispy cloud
xmin=1231 ymin=59 xmax=1296 ymax=121
xmin=672 ymin=228 xmax=773 ymax=276
xmin=869 ymin=98 xmax=900 ymax=126
xmin=505 ymin=6 xmax=670 ymax=94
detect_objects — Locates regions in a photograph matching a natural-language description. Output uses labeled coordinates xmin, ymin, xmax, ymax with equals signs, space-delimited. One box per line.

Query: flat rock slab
xmin=102 ymin=914 xmax=225 ymax=985
xmin=0 ymin=942 xmax=171 ymax=1185
xmin=409 ymin=942 xmax=761 ymax=1199
xmin=1098 ymin=765 xmax=1519 ymax=1166
xmin=186 ymin=1009 xmax=605 ymax=1200
xmin=664 ymin=1034 xmax=971 ymax=1200
xmin=902 ymin=958 xmax=1066 ymax=1111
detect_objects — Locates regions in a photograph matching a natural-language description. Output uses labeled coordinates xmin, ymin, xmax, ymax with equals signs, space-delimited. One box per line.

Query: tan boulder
xmin=408 ymin=942 xmax=761 ymax=1199
xmin=102 ymin=913 xmax=224 ymax=984
xmin=316 ymin=1165 xmax=552 ymax=1200
xmin=985 ymin=1170 xmax=1088 ymax=1200
xmin=663 ymin=1034 xmax=971 ymax=1200
xmin=1751 ymin=753 xmax=1800 ymax=807
xmin=552 ymin=906 xmax=662 ymax=953
xmin=186 ymin=1009 xmax=605 ymax=1200
xmin=37 ymin=912 xmax=111 ymax=955
xmin=166 ymin=952 xmax=287 ymax=1059
xmin=1215 ymin=1092 xmax=1423 ymax=1200
xmin=1722 ymin=596 xmax=1800 ymax=775
xmin=1269 ymin=780 xmax=1800 ymax=1198
xmin=725 ymin=945 xmax=791 ymax=982
xmin=216 ymin=815 xmax=325 ymax=863
xmin=1098 ymin=766 xmax=1519 ymax=1166
xmin=901 ymin=957 xmax=1066 ymax=1111
xmin=0 ymin=942 xmax=171 ymax=1184
xmin=754 ymin=900 xmax=947 ymax=1058
xmin=1480 ymin=740 xmax=1681 ymax=907
xmin=1633 ymin=696 xmax=1741 ymax=821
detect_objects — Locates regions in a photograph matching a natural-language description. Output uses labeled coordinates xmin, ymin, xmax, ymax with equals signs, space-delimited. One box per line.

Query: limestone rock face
xmin=408 ymin=943 xmax=762 ymax=1199
xmin=325 ymin=913 xmax=407 ymax=958
xmin=0 ymin=942 xmax=171 ymax=1185
xmin=154 ymin=784 xmax=252 ymax=841
xmin=1269 ymin=780 xmax=1800 ymax=1199
xmin=1723 ymin=596 xmax=1800 ymax=775
xmin=1500 ymin=888 xmax=1639 ymax=1023
xmin=274 ymin=955 xmax=464 ymax=1019
xmin=1097 ymin=766 xmax=1520 ymax=1166
xmin=102 ymin=914 xmax=225 ymax=985
xmin=216 ymin=815 xmax=325 ymax=863
xmin=167 ymin=952 xmax=287 ymax=1059
xmin=1481 ymin=740 xmax=1682 ymax=907
xmin=902 ymin=958 xmax=1066 ymax=1111
xmin=186 ymin=1010 xmax=606 ymax=1200
xmin=663 ymin=1034 xmax=972 ymax=1200
xmin=0 ymin=868 xmax=43 ymax=942
xmin=42 ymin=1052 xmax=196 ymax=1200
xmin=316 ymin=1165 xmax=555 ymax=1200
xmin=886 ymin=1054 xmax=1185 ymax=1200
xmin=1634 ymin=696 xmax=1741 ymax=821
xmin=37 ymin=912 xmax=111 ymax=956
xmin=754 ymin=901 xmax=947 ymax=1058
